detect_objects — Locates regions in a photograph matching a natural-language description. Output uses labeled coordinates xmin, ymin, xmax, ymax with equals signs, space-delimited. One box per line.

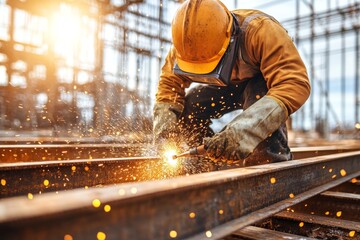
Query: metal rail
xmin=2 ymin=143 xmax=360 ymax=163
xmin=0 ymin=151 xmax=359 ymax=240
xmin=2 ymin=145 xmax=360 ymax=198
xmin=0 ymin=143 xmax=152 ymax=162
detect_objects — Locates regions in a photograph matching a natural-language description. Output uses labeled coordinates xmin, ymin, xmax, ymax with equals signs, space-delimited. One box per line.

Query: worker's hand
xmin=203 ymin=127 xmax=245 ymax=160
xmin=204 ymin=96 xmax=287 ymax=161
xmin=153 ymin=102 xmax=182 ymax=146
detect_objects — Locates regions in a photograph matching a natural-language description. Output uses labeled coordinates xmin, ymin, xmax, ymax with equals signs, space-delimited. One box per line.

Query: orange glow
xmin=64 ymin=234 xmax=73 ymax=240
xmin=336 ymin=211 xmax=342 ymax=217
xmin=270 ymin=177 xmax=276 ymax=184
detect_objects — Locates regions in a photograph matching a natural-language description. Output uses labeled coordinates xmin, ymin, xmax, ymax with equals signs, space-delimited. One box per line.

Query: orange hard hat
xmin=171 ymin=0 xmax=233 ymax=74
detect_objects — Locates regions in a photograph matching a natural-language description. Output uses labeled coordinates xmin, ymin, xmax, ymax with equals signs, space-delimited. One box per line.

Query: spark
xmin=97 ymin=231 xmax=106 ymax=240
xmin=270 ymin=177 xmax=276 ymax=184
xmin=169 ymin=230 xmax=177 ymax=238
xmin=64 ymin=234 xmax=73 ymax=240
xmin=43 ymin=179 xmax=49 ymax=187
xmin=164 ymin=149 xmax=178 ymax=167
xmin=1 ymin=179 xmax=6 ymax=186
xmin=130 ymin=187 xmax=137 ymax=194
xmin=28 ymin=193 xmax=33 ymax=200
xmin=92 ymin=199 xmax=101 ymax=208
xmin=206 ymin=231 xmax=212 ymax=238
xmin=104 ymin=205 xmax=111 ymax=212
xmin=336 ymin=211 xmax=342 ymax=217
xmin=299 ymin=222 xmax=304 ymax=227
xmin=349 ymin=230 xmax=356 ymax=237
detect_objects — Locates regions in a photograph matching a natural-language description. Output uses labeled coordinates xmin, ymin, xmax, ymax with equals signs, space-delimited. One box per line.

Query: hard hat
xmin=171 ymin=0 xmax=233 ymax=74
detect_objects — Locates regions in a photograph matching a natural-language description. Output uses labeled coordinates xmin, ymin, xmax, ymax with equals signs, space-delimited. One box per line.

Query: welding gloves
xmin=203 ymin=96 xmax=287 ymax=160
xmin=153 ymin=102 xmax=182 ymax=146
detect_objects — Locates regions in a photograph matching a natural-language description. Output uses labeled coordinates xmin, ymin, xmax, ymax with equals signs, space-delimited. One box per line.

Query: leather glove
xmin=153 ymin=102 xmax=182 ymax=146
xmin=203 ymin=96 xmax=287 ymax=160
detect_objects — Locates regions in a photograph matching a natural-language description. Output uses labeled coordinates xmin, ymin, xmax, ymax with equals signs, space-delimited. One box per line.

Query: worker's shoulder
xmin=231 ymin=9 xmax=278 ymax=28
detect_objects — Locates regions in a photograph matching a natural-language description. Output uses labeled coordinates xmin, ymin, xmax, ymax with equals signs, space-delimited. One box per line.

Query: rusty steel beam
xmin=289 ymin=190 xmax=360 ymax=222
xmin=291 ymin=145 xmax=360 ymax=159
xmin=0 ymin=143 xmax=151 ymax=162
xmin=2 ymin=147 xmax=359 ymax=198
xmin=0 ymin=156 xmax=186 ymax=198
xmin=269 ymin=211 xmax=360 ymax=239
xmin=3 ymin=144 xmax=360 ymax=163
xmin=0 ymin=155 xmax=220 ymax=198
xmin=0 ymin=151 xmax=359 ymax=240
xmin=231 ymin=226 xmax=317 ymax=240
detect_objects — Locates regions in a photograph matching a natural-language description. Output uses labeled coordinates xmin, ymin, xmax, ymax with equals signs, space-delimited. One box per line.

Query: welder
xmin=153 ymin=0 xmax=310 ymax=166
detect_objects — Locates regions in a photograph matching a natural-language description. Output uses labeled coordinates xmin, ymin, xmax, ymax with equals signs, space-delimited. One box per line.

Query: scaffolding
xmin=0 ymin=0 xmax=178 ymax=137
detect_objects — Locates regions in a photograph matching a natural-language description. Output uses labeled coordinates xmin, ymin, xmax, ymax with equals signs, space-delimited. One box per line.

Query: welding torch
xmin=172 ymin=145 xmax=206 ymax=159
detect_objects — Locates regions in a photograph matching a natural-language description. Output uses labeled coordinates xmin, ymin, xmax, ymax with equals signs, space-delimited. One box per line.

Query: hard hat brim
xmin=176 ymin=55 xmax=222 ymax=74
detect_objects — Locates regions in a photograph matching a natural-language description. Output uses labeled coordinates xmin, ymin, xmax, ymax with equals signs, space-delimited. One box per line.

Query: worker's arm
xmin=204 ymin=17 xmax=310 ymax=160
xmin=153 ymin=46 xmax=191 ymax=144
xmin=246 ymin=17 xmax=311 ymax=115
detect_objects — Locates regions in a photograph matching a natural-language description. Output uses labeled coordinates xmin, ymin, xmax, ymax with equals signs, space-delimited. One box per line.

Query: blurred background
xmin=0 ymin=0 xmax=359 ymax=142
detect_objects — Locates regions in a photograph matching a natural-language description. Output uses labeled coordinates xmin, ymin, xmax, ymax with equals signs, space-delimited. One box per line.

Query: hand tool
xmin=172 ymin=145 xmax=206 ymax=159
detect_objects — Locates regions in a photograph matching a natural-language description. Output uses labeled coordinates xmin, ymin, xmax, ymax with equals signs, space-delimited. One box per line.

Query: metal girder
xmin=270 ymin=211 xmax=360 ymax=239
xmin=0 ymin=156 xmax=182 ymax=198
xmin=0 ymin=143 xmax=150 ymax=162
xmin=291 ymin=145 xmax=360 ymax=159
xmin=2 ymin=146 xmax=359 ymax=198
xmin=0 ymin=151 xmax=360 ymax=240
xmin=3 ymin=143 xmax=360 ymax=162
xmin=289 ymin=190 xmax=360 ymax=222
xmin=231 ymin=226 xmax=317 ymax=240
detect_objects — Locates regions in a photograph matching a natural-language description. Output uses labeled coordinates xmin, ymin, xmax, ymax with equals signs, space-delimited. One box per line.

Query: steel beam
xmin=231 ymin=226 xmax=317 ymax=240
xmin=291 ymin=145 xmax=360 ymax=159
xmin=3 ymin=143 xmax=360 ymax=163
xmin=0 ymin=156 xmax=184 ymax=198
xmin=0 ymin=151 xmax=359 ymax=239
xmin=0 ymin=143 xmax=150 ymax=162
xmin=269 ymin=211 xmax=360 ymax=239
xmin=289 ymin=191 xmax=360 ymax=222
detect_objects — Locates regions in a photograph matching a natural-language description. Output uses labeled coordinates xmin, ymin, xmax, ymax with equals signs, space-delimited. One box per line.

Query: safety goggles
xmin=173 ymin=14 xmax=240 ymax=87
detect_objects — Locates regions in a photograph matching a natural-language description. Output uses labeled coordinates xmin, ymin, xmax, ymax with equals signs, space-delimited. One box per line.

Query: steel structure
xmin=0 ymin=0 xmax=177 ymax=136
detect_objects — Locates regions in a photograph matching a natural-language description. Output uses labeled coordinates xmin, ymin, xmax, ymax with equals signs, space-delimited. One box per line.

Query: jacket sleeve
xmin=155 ymin=46 xmax=192 ymax=112
xmin=245 ymin=17 xmax=311 ymax=116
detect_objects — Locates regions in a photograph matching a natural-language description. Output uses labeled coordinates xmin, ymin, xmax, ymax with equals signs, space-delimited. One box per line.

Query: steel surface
xmin=0 ymin=151 xmax=359 ymax=239
xmin=0 ymin=143 xmax=150 ymax=162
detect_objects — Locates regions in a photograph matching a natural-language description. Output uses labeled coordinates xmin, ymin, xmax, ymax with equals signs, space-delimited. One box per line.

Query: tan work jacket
xmin=155 ymin=9 xmax=311 ymax=117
